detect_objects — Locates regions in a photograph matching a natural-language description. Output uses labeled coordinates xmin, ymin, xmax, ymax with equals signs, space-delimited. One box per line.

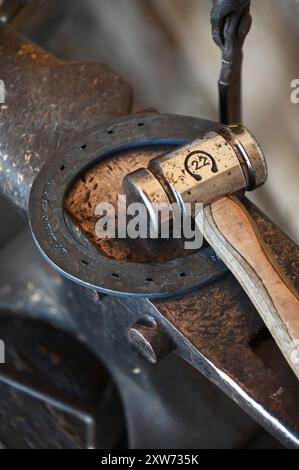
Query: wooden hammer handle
xmin=203 ymin=196 xmax=299 ymax=380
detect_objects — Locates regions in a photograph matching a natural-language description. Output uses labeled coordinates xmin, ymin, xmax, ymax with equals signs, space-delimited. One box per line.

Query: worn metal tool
xmin=123 ymin=126 xmax=299 ymax=381
xmin=211 ymin=0 xmax=252 ymax=124
xmin=211 ymin=0 xmax=252 ymax=123
xmin=123 ymin=124 xmax=266 ymax=216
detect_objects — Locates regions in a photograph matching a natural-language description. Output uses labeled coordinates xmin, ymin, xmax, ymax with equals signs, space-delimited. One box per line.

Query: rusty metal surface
xmin=46 ymin=111 xmax=299 ymax=446
xmin=28 ymin=106 xmax=299 ymax=445
xmin=0 ymin=230 xmax=267 ymax=449
xmin=153 ymin=198 xmax=299 ymax=447
xmin=0 ymin=24 xmax=132 ymax=211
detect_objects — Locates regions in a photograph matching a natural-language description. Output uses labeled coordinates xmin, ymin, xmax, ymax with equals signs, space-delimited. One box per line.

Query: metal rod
xmin=211 ymin=0 xmax=252 ymax=124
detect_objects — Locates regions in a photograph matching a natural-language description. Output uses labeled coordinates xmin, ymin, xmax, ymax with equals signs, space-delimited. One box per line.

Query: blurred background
xmin=4 ymin=0 xmax=299 ymax=243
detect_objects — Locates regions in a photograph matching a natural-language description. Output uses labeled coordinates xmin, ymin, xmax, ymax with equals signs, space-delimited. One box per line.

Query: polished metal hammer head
xmin=123 ymin=124 xmax=267 ymax=231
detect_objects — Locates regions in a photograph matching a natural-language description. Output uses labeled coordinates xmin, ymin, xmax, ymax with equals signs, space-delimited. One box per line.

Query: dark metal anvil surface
xmin=0 ymin=24 xmax=298 ymax=449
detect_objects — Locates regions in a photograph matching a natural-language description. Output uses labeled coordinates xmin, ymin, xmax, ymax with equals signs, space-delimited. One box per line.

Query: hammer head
xmin=123 ymin=125 xmax=267 ymax=231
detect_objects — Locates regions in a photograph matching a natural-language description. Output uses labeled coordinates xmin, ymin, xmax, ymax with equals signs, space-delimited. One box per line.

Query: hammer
xmin=123 ymin=124 xmax=299 ymax=380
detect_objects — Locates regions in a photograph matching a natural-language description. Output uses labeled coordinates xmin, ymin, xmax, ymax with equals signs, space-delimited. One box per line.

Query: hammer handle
xmin=203 ymin=196 xmax=299 ymax=380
